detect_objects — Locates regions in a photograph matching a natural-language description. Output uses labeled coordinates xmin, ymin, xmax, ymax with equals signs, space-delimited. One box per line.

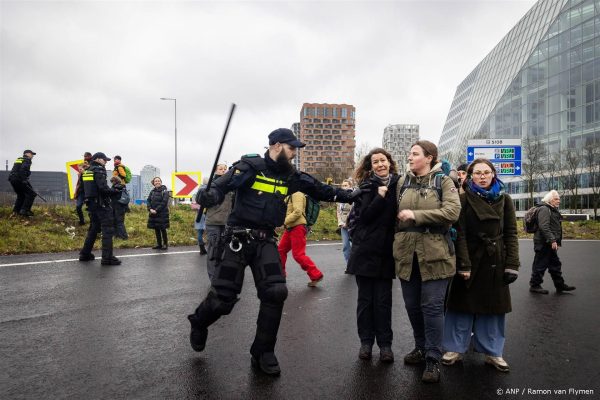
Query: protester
xmin=194 ymin=200 xmax=207 ymax=255
xmin=110 ymin=177 xmax=128 ymax=240
xmin=188 ymin=128 xmax=356 ymax=376
xmin=441 ymin=158 xmax=520 ymax=373
xmin=278 ymin=191 xmax=324 ymax=287
xmin=337 ymin=178 xmax=353 ymax=264
xmin=203 ymin=163 xmax=234 ymax=281
xmin=529 ymin=190 xmax=576 ymax=294
xmin=112 ymin=155 xmax=128 ymax=184
xmin=346 ymin=148 xmax=399 ymax=363
xmin=147 ymin=177 xmax=170 ymax=250
xmin=393 ymin=140 xmax=461 ymax=383
xmin=8 ymin=149 xmax=37 ymax=217
xmin=79 ymin=152 xmax=121 ymax=265
xmin=456 ymin=163 xmax=468 ymax=193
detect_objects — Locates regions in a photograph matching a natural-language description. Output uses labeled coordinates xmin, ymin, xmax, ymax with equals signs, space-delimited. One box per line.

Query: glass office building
xmin=439 ymin=0 xmax=599 ymax=211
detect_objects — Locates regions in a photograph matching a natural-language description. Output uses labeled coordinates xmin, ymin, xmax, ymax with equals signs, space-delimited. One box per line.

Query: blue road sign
xmin=467 ymin=145 xmax=522 ymax=176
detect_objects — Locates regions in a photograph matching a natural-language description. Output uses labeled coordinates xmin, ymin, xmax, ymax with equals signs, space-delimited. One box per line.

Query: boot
xmin=379 ymin=346 xmax=394 ymax=363
xmin=199 ymin=244 xmax=207 ymax=255
xmin=422 ymin=357 xmax=441 ymax=383
xmin=529 ymin=285 xmax=549 ymax=294
xmin=251 ymin=352 xmax=281 ymax=376
xmin=404 ymin=348 xmax=426 ymax=364
xmin=101 ymin=257 xmax=121 ymax=265
xmin=188 ymin=315 xmax=208 ymax=352
xmin=358 ymin=343 xmax=373 ymax=360
xmin=556 ymin=283 xmax=576 ymax=293
xmin=78 ymin=253 xmax=95 ymax=262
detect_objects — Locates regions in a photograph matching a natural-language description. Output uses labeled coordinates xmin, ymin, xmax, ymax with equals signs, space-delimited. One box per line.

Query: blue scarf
xmin=468 ymin=178 xmax=505 ymax=202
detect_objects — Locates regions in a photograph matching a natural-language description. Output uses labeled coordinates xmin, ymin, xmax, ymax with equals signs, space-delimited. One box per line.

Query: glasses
xmin=472 ymin=171 xmax=493 ymax=177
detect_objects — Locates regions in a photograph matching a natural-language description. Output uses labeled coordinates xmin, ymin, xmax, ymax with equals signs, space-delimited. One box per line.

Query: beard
xmin=276 ymin=151 xmax=295 ymax=175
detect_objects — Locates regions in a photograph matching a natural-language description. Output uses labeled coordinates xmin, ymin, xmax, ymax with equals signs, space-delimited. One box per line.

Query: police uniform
xmin=188 ymin=128 xmax=356 ymax=376
xmin=8 ymin=150 xmax=37 ymax=216
xmin=79 ymin=152 xmax=121 ymax=265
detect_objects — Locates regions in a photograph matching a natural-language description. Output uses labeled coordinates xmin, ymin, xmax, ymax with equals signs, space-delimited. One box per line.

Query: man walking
xmin=188 ymin=128 xmax=356 ymax=376
xmin=529 ymin=190 xmax=576 ymax=294
xmin=8 ymin=149 xmax=37 ymax=217
xmin=79 ymin=152 xmax=122 ymax=265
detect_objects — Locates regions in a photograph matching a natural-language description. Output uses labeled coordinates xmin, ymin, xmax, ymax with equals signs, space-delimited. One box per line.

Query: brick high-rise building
xmin=298 ymin=103 xmax=356 ymax=182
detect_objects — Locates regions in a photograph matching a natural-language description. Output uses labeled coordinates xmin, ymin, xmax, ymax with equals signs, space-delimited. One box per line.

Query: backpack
xmin=524 ymin=204 xmax=546 ymax=233
xmin=121 ymin=164 xmax=132 ymax=183
xmin=398 ymin=172 xmax=445 ymax=202
xmin=304 ymin=195 xmax=321 ymax=226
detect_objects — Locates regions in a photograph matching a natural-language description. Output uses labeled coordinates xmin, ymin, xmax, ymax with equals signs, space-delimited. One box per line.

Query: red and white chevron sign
xmin=171 ymin=172 xmax=202 ymax=198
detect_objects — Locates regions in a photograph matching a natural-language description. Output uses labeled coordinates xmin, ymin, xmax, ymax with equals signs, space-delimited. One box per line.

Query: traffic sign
xmin=65 ymin=159 xmax=84 ymax=199
xmin=467 ymin=139 xmax=522 ymax=176
xmin=171 ymin=171 xmax=202 ymax=198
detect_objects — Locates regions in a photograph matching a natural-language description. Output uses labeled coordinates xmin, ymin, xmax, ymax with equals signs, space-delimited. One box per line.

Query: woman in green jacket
xmin=393 ymin=140 xmax=461 ymax=383
xmin=441 ymin=158 xmax=519 ymax=372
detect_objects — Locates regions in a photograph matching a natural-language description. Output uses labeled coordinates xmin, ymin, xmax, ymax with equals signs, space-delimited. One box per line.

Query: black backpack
xmin=524 ymin=204 xmax=546 ymax=233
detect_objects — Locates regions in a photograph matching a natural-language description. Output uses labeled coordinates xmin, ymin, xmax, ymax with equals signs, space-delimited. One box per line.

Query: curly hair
xmin=353 ymin=147 xmax=397 ymax=184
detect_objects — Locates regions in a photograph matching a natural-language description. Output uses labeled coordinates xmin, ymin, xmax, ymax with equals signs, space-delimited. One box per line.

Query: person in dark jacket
xmin=74 ymin=161 xmax=90 ymax=225
xmin=79 ymin=152 xmax=121 ymax=265
xmin=8 ymin=149 xmax=37 ymax=217
xmin=188 ymin=128 xmax=357 ymax=376
xmin=147 ymin=177 xmax=170 ymax=250
xmin=442 ymin=158 xmax=519 ymax=373
xmin=346 ymin=148 xmax=399 ymax=363
xmin=110 ymin=177 xmax=128 ymax=240
xmin=529 ymin=190 xmax=576 ymax=294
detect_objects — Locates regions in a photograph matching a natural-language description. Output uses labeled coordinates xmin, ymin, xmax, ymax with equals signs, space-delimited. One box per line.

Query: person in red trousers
xmin=278 ymin=191 xmax=323 ymax=287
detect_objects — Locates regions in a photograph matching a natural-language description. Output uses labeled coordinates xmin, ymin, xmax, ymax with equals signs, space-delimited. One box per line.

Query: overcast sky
xmin=1 ymin=0 xmax=536 ymax=184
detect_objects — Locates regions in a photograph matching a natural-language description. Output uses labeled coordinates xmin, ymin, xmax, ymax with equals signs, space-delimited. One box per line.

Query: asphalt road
xmin=1 ymin=240 xmax=599 ymax=400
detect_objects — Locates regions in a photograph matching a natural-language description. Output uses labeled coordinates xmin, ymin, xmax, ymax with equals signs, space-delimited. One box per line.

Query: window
xmin=341 ymin=108 xmax=348 ymax=118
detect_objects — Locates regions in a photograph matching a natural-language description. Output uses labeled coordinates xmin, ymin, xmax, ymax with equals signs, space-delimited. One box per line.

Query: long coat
xmin=393 ymin=163 xmax=461 ymax=281
xmin=446 ymin=187 xmax=520 ymax=314
xmin=346 ymin=174 xmax=400 ymax=279
xmin=147 ymin=185 xmax=170 ymax=229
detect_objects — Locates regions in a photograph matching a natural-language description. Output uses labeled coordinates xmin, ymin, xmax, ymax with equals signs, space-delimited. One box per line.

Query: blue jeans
xmin=400 ymin=254 xmax=449 ymax=361
xmin=443 ymin=311 xmax=506 ymax=357
xmin=197 ymin=229 xmax=205 ymax=246
xmin=340 ymin=227 xmax=352 ymax=263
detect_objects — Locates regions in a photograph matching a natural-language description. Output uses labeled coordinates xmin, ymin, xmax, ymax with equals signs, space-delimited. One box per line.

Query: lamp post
xmin=160 ymin=97 xmax=177 ymax=172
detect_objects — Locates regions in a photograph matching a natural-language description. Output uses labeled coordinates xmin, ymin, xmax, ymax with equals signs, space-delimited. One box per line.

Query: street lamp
xmin=160 ymin=97 xmax=177 ymax=172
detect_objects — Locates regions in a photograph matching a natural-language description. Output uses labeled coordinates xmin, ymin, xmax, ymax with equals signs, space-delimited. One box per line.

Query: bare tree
xmin=539 ymin=151 xmax=562 ymax=196
xmin=583 ymin=141 xmax=600 ymax=218
xmin=522 ymin=136 xmax=546 ymax=209
xmin=560 ymin=148 xmax=582 ymax=212
xmin=312 ymin=157 xmax=351 ymax=184
xmin=354 ymin=142 xmax=373 ymax=165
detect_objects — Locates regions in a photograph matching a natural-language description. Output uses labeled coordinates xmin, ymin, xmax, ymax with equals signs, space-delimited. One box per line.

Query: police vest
xmin=230 ymin=156 xmax=290 ymax=229
xmin=82 ymin=166 xmax=103 ymax=198
xmin=9 ymin=157 xmax=26 ymax=181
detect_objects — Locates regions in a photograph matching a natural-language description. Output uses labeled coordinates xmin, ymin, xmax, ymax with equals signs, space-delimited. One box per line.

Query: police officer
xmin=79 ymin=152 xmax=122 ymax=265
xmin=8 ymin=149 xmax=37 ymax=217
xmin=188 ymin=128 xmax=357 ymax=376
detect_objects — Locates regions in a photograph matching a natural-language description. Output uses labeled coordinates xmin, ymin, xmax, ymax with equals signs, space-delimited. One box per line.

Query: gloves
xmin=503 ymin=272 xmax=518 ymax=286
xmin=197 ymin=188 xmax=218 ymax=208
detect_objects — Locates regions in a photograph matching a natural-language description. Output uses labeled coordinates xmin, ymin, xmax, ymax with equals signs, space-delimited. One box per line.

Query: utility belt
xmin=224 ymin=226 xmax=276 ymax=252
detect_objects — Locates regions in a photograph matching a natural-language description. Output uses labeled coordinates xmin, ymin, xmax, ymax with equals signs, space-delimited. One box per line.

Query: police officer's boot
xmin=251 ymin=352 xmax=281 ymax=376
xmin=187 ymin=315 xmax=208 ymax=352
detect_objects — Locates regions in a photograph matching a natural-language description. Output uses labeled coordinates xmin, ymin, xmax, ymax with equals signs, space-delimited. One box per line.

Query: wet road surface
xmin=1 ymin=240 xmax=599 ymax=399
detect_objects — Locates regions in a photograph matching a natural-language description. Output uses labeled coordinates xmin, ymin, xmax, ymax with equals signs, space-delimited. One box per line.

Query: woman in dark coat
xmin=109 ymin=177 xmax=128 ymax=239
xmin=147 ymin=177 xmax=170 ymax=250
xmin=442 ymin=158 xmax=519 ymax=372
xmin=346 ymin=148 xmax=399 ymax=363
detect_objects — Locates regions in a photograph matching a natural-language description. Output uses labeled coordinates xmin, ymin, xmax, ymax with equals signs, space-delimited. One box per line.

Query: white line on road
xmin=0 ymin=243 xmax=342 ymax=268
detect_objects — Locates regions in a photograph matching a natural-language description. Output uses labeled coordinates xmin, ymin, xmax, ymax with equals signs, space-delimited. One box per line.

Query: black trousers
xmin=530 ymin=244 xmax=565 ymax=288
xmin=154 ymin=228 xmax=168 ymax=246
xmin=355 ymin=275 xmax=393 ymax=347
xmin=189 ymin=237 xmax=288 ymax=357
xmin=10 ymin=180 xmax=36 ymax=213
xmin=80 ymin=201 xmax=115 ymax=260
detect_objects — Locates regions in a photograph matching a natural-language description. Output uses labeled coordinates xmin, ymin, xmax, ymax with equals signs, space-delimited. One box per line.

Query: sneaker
xmin=307 ymin=276 xmax=323 ymax=287
xmin=188 ymin=315 xmax=208 ymax=352
xmin=379 ymin=346 xmax=394 ymax=363
xmin=101 ymin=257 xmax=121 ymax=266
xmin=404 ymin=348 xmax=425 ymax=364
xmin=556 ymin=283 xmax=576 ymax=293
xmin=251 ymin=352 xmax=281 ymax=376
xmin=358 ymin=343 xmax=373 ymax=360
xmin=78 ymin=253 xmax=95 ymax=262
xmin=485 ymin=355 xmax=510 ymax=372
xmin=529 ymin=285 xmax=549 ymax=294
xmin=441 ymin=351 xmax=463 ymax=365
xmin=422 ymin=357 xmax=441 ymax=383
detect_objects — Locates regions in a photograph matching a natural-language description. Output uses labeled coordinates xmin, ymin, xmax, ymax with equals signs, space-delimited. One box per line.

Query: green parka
xmin=446 ymin=187 xmax=520 ymax=314
xmin=393 ymin=163 xmax=461 ymax=281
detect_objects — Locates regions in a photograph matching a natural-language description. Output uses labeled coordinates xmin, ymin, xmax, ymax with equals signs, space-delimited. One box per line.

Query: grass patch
xmin=2 ymin=204 xmax=598 ymax=255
